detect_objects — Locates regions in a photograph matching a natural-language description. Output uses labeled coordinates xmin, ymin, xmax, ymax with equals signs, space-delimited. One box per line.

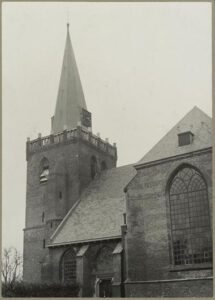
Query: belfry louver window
xmin=40 ymin=166 xmax=49 ymax=183
xmin=39 ymin=158 xmax=49 ymax=183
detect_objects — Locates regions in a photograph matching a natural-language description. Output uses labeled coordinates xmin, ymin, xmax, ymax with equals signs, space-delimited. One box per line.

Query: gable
xmin=136 ymin=106 xmax=211 ymax=167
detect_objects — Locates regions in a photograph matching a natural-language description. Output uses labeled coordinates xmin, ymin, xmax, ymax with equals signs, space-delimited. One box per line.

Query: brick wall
xmin=23 ymin=227 xmax=48 ymax=282
xmin=125 ymin=150 xmax=213 ymax=296
xmin=44 ymin=240 xmax=120 ymax=296
xmin=125 ymin=278 xmax=213 ymax=297
xmin=24 ymin=137 xmax=116 ymax=283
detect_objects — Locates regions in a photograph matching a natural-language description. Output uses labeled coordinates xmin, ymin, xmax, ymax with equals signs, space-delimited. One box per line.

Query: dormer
xmin=178 ymin=131 xmax=194 ymax=147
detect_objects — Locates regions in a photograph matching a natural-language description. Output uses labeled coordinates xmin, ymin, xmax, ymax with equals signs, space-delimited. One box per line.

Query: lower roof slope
xmin=50 ymin=164 xmax=136 ymax=246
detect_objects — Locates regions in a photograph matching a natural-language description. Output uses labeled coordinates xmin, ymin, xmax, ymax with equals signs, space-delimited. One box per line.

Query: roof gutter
xmin=135 ymin=147 xmax=212 ymax=170
xmin=47 ymin=235 xmax=122 ymax=248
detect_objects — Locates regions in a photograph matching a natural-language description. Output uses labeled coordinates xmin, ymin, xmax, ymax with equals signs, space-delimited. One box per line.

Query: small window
xmin=43 ymin=239 xmax=46 ymax=249
xmin=50 ymin=221 xmax=53 ymax=228
xmin=59 ymin=191 xmax=62 ymax=199
xmin=178 ymin=132 xmax=194 ymax=147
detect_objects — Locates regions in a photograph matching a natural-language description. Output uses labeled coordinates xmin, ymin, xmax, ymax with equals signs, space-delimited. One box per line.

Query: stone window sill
xmin=169 ymin=263 xmax=213 ymax=272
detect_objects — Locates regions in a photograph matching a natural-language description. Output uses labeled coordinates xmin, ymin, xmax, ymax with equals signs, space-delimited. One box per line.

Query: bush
xmin=2 ymin=281 xmax=80 ymax=297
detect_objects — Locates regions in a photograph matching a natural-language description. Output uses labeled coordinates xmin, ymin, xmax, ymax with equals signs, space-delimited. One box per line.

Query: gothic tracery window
xmin=169 ymin=166 xmax=212 ymax=265
xmin=61 ymin=248 xmax=76 ymax=283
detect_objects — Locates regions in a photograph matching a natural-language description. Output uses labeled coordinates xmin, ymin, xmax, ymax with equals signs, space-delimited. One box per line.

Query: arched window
xmin=169 ymin=166 xmax=212 ymax=265
xmin=101 ymin=161 xmax=107 ymax=171
xmin=40 ymin=158 xmax=49 ymax=183
xmin=61 ymin=248 xmax=76 ymax=283
xmin=91 ymin=156 xmax=98 ymax=179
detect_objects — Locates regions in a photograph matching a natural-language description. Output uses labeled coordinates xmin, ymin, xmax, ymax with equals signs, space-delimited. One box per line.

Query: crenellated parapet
xmin=26 ymin=126 xmax=117 ymax=161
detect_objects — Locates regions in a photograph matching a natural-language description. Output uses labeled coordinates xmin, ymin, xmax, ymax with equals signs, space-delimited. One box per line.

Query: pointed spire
xmin=52 ymin=24 xmax=87 ymax=134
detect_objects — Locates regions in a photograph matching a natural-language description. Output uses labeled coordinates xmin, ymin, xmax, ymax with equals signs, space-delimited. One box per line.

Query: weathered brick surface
xmin=82 ymin=241 xmax=118 ymax=296
xmin=44 ymin=240 xmax=120 ymax=296
xmin=24 ymin=137 xmax=116 ymax=283
xmin=125 ymin=151 xmax=212 ymax=296
xmin=125 ymin=278 xmax=213 ymax=297
xmin=23 ymin=226 xmax=48 ymax=282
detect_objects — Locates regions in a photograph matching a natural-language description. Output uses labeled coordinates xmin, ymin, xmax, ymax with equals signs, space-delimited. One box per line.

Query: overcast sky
xmin=2 ymin=2 xmax=212 ymax=253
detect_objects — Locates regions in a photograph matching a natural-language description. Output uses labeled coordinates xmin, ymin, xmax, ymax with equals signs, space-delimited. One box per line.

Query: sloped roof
xmin=136 ymin=106 xmax=212 ymax=166
xmin=52 ymin=24 xmax=87 ymax=134
xmin=50 ymin=165 xmax=136 ymax=246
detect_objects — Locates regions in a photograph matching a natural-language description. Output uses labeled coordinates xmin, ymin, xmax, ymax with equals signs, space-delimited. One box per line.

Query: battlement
xmin=26 ymin=126 xmax=117 ymax=160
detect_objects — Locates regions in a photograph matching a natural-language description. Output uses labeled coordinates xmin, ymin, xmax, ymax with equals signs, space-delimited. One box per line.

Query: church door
xmin=99 ymin=279 xmax=112 ymax=297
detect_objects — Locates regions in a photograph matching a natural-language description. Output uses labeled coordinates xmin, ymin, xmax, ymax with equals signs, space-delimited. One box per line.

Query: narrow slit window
xmin=91 ymin=156 xmax=98 ymax=179
xmin=42 ymin=212 xmax=45 ymax=223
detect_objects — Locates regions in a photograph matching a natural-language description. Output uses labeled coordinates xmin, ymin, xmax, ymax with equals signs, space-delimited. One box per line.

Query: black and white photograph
xmin=2 ymin=1 xmax=213 ymax=297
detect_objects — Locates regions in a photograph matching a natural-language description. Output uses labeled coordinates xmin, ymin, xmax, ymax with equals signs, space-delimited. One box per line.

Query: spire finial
xmin=67 ymin=22 xmax=69 ymax=32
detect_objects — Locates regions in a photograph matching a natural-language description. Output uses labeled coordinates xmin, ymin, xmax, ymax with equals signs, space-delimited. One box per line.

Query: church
xmin=23 ymin=24 xmax=213 ymax=297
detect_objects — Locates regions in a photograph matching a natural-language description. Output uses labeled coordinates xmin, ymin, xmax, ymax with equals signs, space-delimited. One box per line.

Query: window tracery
xmin=61 ymin=248 xmax=76 ymax=283
xmin=169 ymin=166 xmax=212 ymax=265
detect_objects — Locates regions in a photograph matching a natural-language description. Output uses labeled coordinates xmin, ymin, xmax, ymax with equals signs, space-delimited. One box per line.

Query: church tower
xmin=23 ymin=24 xmax=117 ymax=283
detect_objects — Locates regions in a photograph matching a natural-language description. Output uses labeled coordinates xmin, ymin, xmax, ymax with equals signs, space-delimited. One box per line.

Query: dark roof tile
xmin=50 ymin=164 xmax=136 ymax=245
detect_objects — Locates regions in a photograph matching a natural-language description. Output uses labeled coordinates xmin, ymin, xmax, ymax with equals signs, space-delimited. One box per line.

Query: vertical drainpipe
xmin=121 ymin=197 xmax=128 ymax=297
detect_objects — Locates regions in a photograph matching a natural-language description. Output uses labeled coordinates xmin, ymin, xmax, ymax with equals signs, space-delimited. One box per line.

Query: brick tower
xmin=23 ymin=24 xmax=117 ymax=283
